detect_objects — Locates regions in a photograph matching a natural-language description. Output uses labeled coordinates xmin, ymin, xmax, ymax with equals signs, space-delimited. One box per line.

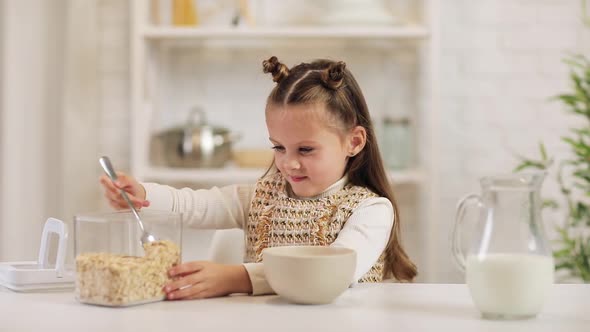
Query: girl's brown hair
xmin=262 ymin=56 xmax=417 ymax=282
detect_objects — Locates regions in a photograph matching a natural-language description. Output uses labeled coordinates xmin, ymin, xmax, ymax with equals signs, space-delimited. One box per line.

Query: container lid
xmin=0 ymin=262 xmax=75 ymax=291
xmin=0 ymin=218 xmax=75 ymax=292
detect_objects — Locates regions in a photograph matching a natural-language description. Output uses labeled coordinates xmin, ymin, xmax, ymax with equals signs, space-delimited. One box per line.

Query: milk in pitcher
xmin=466 ymin=253 xmax=554 ymax=319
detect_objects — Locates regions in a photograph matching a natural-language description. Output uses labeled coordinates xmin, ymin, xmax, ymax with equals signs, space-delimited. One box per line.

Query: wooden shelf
xmin=142 ymin=25 xmax=429 ymax=40
xmin=139 ymin=166 xmax=424 ymax=186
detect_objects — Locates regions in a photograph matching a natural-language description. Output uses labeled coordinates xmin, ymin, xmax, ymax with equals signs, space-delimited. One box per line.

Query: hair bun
xmin=321 ymin=61 xmax=346 ymax=90
xmin=262 ymin=56 xmax=290 ymax=83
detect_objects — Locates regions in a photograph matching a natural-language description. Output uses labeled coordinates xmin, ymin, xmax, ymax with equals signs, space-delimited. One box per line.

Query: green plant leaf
xmin=554 ymin=248 xmax=571 ymax=258
xmin=555 ymin=95 xmax=583 ymax=115
xmin=573 ymin=128 xmax=590 ymax=136
xmin=573 ymin=170 xmax=590 ymax=184
xmin=555 ymin=261 xmax=575 ymax=271
xmin=575 ymin=240 xmax=590 ymax=281
xmin=542 ymin=199 xmax=559 ymax=209
xmin=563 ymin=54 xmax=589 ymax=69
xmin=563 ymin=137 xmax=590 ymax=157
xmin=539 ymin=142 xmax=548 ymax=160
xmin=514 ymin=160 xmax=548 ymax=172
xmin=557 ymin=227 xmax=576 ymax=247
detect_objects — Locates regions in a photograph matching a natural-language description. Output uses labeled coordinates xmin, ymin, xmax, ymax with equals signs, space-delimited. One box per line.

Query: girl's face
xmin=266 ymin=104 xmax=365 ymax=198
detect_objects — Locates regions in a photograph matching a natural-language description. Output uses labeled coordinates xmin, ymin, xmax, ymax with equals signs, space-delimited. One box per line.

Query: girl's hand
xmin=99 ymin=172 xmax=149 ymax=210
xmin=163 ymin=261 xmax=253 ymax=300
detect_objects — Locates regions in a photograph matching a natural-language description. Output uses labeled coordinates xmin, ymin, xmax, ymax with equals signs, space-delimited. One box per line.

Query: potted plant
xmin=515 ymin=54 xmax=590 ymax=282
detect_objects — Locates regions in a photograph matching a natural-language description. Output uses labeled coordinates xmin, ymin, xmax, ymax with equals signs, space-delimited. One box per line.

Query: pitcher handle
xmin=451 ymin=193 xmax=482 ymax=273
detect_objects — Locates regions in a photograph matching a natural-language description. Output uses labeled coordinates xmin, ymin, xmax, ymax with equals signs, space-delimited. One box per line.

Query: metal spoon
xmin=99 ymin=156 xmax=157 ymax=246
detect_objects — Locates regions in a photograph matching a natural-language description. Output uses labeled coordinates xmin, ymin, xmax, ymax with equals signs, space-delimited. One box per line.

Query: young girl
xmin=100 ymin=56 xmax=417 ymax=300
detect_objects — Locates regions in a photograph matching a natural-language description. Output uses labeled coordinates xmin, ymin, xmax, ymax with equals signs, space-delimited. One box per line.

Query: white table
xmin=0 ymin=283 xmax=588 ymax=331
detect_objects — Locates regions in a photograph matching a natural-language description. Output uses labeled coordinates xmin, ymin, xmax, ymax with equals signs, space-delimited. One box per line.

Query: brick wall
xmin=437 ymin=0 xmax=590 ymax=282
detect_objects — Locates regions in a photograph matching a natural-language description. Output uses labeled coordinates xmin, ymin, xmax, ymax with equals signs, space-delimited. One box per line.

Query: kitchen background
xmin=0 ymin=0 xmax=589 ymax=283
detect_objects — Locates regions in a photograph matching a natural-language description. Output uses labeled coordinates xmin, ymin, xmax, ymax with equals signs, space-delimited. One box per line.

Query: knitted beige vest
xmin=245 ymin=172 xmax=385 ymax=283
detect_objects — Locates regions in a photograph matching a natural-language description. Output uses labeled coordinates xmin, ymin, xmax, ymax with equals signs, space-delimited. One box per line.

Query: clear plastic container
xmin=380 ymin=116 xmax=411 ymax=170
xmin=74 ymin=210 xmax=182 ymax=307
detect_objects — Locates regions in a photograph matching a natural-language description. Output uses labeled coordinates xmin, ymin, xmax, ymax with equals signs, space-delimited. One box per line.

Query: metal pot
xmin=151 ymin=108 xmax=241 ymax=168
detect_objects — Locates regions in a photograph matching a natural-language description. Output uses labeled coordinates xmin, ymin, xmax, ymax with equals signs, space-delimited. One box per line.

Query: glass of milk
xmin=451 ymin=171 xmax=554 ymax=320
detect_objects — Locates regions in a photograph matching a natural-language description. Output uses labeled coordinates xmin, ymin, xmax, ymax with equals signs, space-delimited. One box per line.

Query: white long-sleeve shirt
xmin=142 ymin=176 xmax=393 ymax=295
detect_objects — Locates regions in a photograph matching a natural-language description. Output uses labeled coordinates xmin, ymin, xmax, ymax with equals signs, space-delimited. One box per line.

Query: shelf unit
xmin=130 ymin=0 xmax=439 ymax=281
xmin=141 ymin=25 xmax=430 ymax=40
xmin=141 ymin=166 xmax=424 ymax=186
xmin=131 ymin=1 xmax=431 ymax=186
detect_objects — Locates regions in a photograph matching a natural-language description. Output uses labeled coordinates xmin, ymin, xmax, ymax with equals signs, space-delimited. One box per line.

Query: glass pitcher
xmin=451 ymin=172 xmax=554 ymax=320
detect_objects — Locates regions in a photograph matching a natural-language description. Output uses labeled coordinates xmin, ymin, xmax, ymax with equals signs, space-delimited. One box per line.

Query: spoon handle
xmin=99 ymin=157 xmax=116 ymax=180
xmin=99 ymin=156 xmax=145 ymax=233
xmin=120 ymin=191 xmax=145 ymax=232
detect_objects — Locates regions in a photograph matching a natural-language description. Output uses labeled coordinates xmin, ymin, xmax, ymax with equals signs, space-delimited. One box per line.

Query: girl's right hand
xmin=99 ymin=172 xmax=150 ymax=210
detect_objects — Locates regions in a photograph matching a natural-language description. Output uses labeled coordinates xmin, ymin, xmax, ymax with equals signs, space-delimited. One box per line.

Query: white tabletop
xmin=0 ymin=283 xmax=588 ymax=331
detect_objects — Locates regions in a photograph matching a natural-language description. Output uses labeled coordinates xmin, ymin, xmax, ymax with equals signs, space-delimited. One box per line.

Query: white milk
xmin=466 ymin=253 xmax=554 ymax=318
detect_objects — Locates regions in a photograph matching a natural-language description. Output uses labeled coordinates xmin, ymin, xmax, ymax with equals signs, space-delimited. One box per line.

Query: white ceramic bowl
xmin=262 ymin=246 xmax=356 ymax=304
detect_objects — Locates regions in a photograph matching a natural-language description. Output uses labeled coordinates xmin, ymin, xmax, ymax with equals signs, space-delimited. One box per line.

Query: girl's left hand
xmin=163 ymin=261 xmax=252 ymax=300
